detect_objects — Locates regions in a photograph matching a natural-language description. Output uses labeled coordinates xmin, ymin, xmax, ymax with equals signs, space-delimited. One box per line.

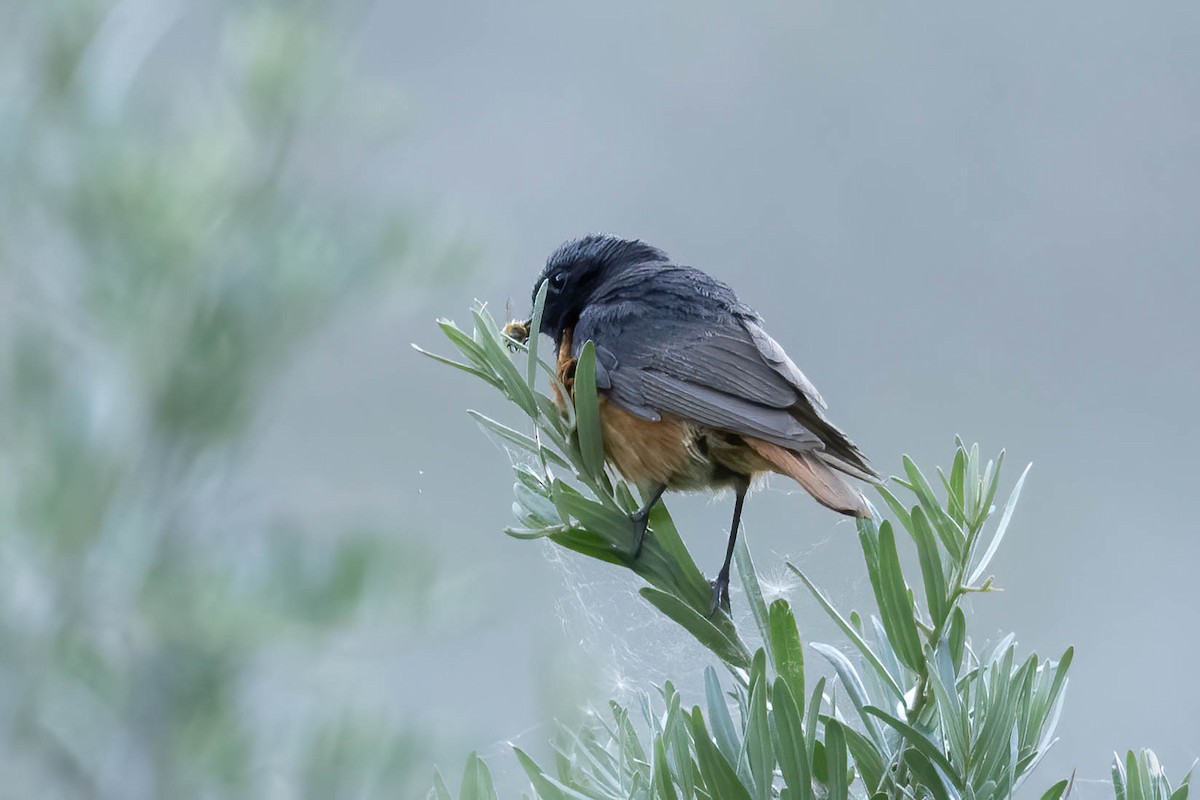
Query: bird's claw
xmin=709 ymin=574 xmax=731 ymax=615
xmin=628 ymin=511 xmax=650 ymax=560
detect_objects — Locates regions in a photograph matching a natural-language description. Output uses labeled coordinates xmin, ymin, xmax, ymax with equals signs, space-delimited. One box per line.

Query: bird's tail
xmin=748 ymin=439 xmax=872 ymax=519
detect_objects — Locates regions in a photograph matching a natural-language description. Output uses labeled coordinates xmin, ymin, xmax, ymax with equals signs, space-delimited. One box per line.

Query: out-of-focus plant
xmin=422 ymin=307 xmax=1191 ymax=799
xmin=0 ymin=1 xmax=462 ymax=797
xmin=1112 ymin=749 xmax=1193 ymax=800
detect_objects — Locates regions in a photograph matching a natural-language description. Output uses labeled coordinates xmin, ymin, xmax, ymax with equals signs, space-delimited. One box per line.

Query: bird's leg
xmin=629 ymin=483 xmax=667 ymax=559
xmin=710 ymin=480 xmax=750 ymax=614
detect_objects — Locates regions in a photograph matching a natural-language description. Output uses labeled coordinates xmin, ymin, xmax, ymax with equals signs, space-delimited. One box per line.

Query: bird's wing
xmin=574 ymin=307 xmax=827 ymax=453
xmin=740 ymin=319 xmax=828 ymax=410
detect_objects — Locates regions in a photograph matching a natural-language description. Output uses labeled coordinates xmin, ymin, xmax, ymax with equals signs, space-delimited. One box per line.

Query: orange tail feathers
xmin=748 ymin=439 xmax=872 ymax=519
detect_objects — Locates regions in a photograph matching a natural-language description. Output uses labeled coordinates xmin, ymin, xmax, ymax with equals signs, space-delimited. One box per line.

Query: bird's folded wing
xmin=624 ymin=370 xmax=823 ymax=451
xmin=576 ymin=310 xmax=828 ymax=452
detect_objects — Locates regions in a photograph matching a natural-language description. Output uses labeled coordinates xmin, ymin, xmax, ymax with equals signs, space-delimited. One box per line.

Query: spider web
xmin=541 ymin=490 xmax=859 ymax=713
xmin=476 ymin=439 xmax=874 ymax=794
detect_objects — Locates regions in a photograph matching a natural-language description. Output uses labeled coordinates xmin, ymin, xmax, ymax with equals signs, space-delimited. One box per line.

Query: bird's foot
xmin=628 ymin=510 xmax=650 ymax=560
xmin=709 ymin=572 xmax=732 ymax=615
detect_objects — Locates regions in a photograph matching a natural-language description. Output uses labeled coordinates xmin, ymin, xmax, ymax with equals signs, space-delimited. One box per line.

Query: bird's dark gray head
xmin=531 ymin=234 xmax=668 ymax=343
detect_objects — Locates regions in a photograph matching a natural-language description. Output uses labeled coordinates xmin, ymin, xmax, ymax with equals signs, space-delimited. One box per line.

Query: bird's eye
xmin=550 ymin=271 xmax=568 ymax=290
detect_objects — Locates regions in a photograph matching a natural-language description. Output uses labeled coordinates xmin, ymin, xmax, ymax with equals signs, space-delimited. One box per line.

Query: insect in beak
xmin=503 ymin=317 xmax=532 ymax=348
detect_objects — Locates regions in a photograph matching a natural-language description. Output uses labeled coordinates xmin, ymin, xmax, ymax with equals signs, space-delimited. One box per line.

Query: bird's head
xmin=524 ymin=234 xmax=668 ymax=345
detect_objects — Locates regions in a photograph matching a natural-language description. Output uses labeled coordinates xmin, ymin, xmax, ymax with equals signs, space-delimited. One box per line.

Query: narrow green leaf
xmin=806 ymin=677 xmax=827 ymax=767
xmin=909 ymin=507 xmax=949 ymax=627
xmin=469 ymin=410 xmax=570 ymax=467
xmin=901 ymin=750 xmax=953 ymax=800
xmin=875 ymin=485 xmax=914 ymax=535
xmin=746 ymin=658 xmax=775 ymax=800
xmin=536 ymin=388 xmax=574 ymax=433
xmin=869 ymin=616 xmax=907 ymax=695
xmin=968 ymin=462 xmax=1031 ymax=585
xmin=636 ymin=499 xmax=711 ymax=610
xmin=812 ymin=741 xmax=828 ymax=786
xmin=810 ymin=642 xmax=886 ymax=750
xmin=548 ymin=527 xmax=626 ymax=566
xmin=704 ymin=666 xmax=742 ymax=766
xmin=551 ymin=481 xmax=634 ymax=552
xmin=643 ymin=589 xmax=751 ymax=669
xmin=534 ymin=411 xmax=578 ymax=466
xmin=413 ymin=344 xmax=503 ymax=388
xmin=514 ymin=465 xmax=548 ymax=493
xmin=735 ymin=536 xmax=773 ymax=666
xmin=977 ymin=449 xmax=1006 ymax=527
xmin=572 ymin=340 xmax=607 ymax=479
xmin=611 ymin=701 xmax=649 ymax=774
xmin=663 ymin=691 xmax=696 ymax=799
xmin=858 ymin=517 xmax=883 ymax=587
xmin=512 ymin=747 xmax=592 ymax=800
xmin=505 ymin=525 xmax=560 ymax=540
xmin=552 ymin=476 xmax=618 ymax=524
xmin=430 ymin=768 xmax=453 ymax=800
xmin=971 ymin=646 xmax=1015 ymax=763
xmin=972 ymin=660 xmax=1023 ymax=789
xmin=768 ymin=599 xmax=805 ymax=708
xmin=948 ymin=445 xmax=967 ymax=525
xmin=864 ymin=707 xmax=964 ymax=790
xmin=789 ymin=564 xmax=905 ymax=703
xmin=1033 ymin=676 xmax=1070 ymax=762
xmin=460 ymin=752 xmax=499 ymax=800
xmin=840 ymin=724 xmax=886 ymax=795
xmin=1040 ymin=778 xmax=1070 ymax=800
xmin=514 ymin=480 xmax=560 ymax=527
xmin=903 ymin=456 xmax=965 ymax=561
xmin=948 ymin=608 xmax=967 ymax=672
xmin=928 ymin=645 xmax=970 ymax=776
xmin=965 ymin=444 xmax=983 ymax=526
xmin=689 ymin=708 xmax=753 ymax=800
xmin=825 ymin=720 xmax=849 ymax=800
xmin=1043 ymin=647 xmax=1074 ymax=730
xmin=526 ymin=280 xmax=548 ymax=388
xmin=1140 ymin=751 xmax=1160 ymax=800
xmin=470 ymin=308 xmax=538 ymax=417
xmin=553 ymin=728 xmax=619 ymax=794
xmin=651 ymin=734 xmax=680 ymax=800
xmin=750 ymin=645 xmax=768 ymax=684
xmin=874 ymin=522 xmax=925 ymax=673
xmin=438 ymin=319 xmax=494 ymax=370
xmin=1128 ymin=751 xmax=1146 ymax=800
xmin=771 ymin=678 xmax=814 ymax=800
xmin=1114 ymin=752 xmax=1128 ymax=800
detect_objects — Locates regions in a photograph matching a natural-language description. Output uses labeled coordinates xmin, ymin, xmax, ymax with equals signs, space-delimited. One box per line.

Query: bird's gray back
xmin=572 ymin=264 xmax=830 ymax=451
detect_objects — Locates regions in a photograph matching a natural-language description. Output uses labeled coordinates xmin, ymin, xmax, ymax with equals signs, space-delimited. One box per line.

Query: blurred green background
xmin=1 ymin=0 xmax=1196 ymax=797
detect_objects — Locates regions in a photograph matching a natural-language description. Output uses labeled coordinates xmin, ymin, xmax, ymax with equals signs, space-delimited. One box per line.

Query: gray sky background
xmin=244 ymin=1 xmax=1199 ymax=793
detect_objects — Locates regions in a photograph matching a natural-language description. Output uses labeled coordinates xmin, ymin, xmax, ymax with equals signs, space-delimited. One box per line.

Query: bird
xmin=507 ymin=234 xmax=876 ymax=612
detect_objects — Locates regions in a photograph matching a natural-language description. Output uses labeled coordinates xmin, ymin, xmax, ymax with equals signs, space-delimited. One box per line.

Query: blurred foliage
xmin=425 ymin=310 xmax=1192 ymax=799
xmin=1112 ymin=750 xmax=1193 ymax=800
xmin=0 ymin=0 xmax=465 ymax=797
